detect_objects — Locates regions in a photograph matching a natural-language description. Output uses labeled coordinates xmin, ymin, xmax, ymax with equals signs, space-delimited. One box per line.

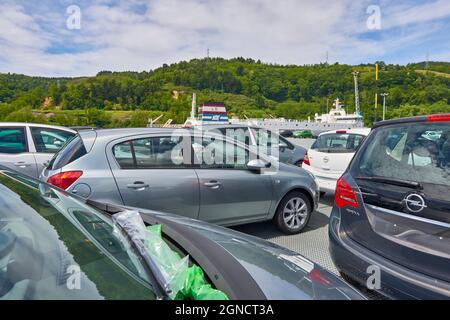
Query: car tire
xmin=274 ymin=191 xmax=312 ymax=235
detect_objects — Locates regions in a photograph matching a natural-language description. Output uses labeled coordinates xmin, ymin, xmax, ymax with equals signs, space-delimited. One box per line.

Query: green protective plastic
xmin=145 ymin=225 xmax=229 ymax=301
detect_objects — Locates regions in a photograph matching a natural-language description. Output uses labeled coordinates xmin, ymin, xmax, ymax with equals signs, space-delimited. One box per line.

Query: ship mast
xmin=352 ymin=71 xmax=360 ymax=116
xmin=190 ymin=93 xmax=197 ymax=119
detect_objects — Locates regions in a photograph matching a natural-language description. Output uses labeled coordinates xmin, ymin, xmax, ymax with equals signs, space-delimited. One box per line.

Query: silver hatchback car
xmin=40 ymin=128 xmax=319 ymax=234
xmin=0 ymin=122 xmax=76 ymax=178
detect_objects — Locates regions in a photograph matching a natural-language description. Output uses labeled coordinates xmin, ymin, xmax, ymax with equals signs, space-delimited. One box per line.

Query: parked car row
xmin=0 ymin=122 xmax=368 ymax=300
xmin=2 ymin=114 xmax=450 ymax=300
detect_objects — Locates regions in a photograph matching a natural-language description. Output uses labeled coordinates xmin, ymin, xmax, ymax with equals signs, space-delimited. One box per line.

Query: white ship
xmin=314 ymin=98 xmax=363 ymax=125
xmin=182 ymin=94 xmax=364 ymax=135
xmin=230 ymin=99 xmax=363 ymax=135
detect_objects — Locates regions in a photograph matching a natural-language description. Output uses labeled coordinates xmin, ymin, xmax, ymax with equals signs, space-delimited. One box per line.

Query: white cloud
xmin=0 ymin=0 xmax=448 ymax=77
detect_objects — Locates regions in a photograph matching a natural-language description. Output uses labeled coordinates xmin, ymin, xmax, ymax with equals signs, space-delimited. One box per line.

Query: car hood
xmin=144 ymin=211 xmax=366 ymax=300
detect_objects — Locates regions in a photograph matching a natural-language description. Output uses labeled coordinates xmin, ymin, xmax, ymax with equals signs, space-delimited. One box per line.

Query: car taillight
xmin=303 ymin=153 xmax=310 ymax=166
xmin=334 ymin=177 xmax=358 ymax=208
xmin=336 ymin=130 xmax=347 ymax=134
xmin=427 ymin=114 xmax=450 ymax=122
xmin=48 ymin=171 xmax=83 ymax=190
xmin=309 ymin=269 xmax=332 ymax=286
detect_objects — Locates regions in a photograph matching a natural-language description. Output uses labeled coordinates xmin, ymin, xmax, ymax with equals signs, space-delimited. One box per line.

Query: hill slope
xmin=1 ymin=58 xmax=449 ymax=127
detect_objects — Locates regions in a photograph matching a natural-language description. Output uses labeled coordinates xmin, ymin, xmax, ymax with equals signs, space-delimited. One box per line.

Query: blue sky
xmin=0 ymin=0 xmax=449 ymax=77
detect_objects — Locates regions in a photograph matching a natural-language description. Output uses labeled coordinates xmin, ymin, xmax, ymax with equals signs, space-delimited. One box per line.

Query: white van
xmin=302 ymin=128 xmax=371 ymax=194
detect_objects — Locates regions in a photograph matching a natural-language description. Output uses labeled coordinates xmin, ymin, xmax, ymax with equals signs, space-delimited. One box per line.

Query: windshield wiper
xmin=112 ymin=216 xmax=172 ymax=300
xmin=355 ymin=176 xmax=423 ymax=190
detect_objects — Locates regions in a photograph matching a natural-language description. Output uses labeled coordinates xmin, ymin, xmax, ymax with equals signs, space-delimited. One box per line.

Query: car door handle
xmin=14 ymin=162 xmax=32 ymax=168
xmin=126 ymin=182 xmax=149 ymax=190
xmin=204 ymin=181 xmax=221 ymax=189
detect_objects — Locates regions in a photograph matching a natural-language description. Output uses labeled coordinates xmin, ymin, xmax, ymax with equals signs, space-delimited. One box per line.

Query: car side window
xmin=31 ymin=127 xmax=74 ymax=153
xmin=113 ymin=136 xmax=186 ymax=169
xmin=194 ymin=138 xmax=250 ymax=170
xmin=0 ymin=127 xmax=27 ymax=154
xmin=113 ymin=141 xmax=135 ymax=169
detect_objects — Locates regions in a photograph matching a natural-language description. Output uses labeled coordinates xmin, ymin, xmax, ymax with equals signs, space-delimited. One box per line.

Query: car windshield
xmin=0 ymin=169 xmax=155 ymax=300
xmin=357 ymin=122 xmax=450 ymax=187
xmin=312 ymin=133 xmax=365 ymax=153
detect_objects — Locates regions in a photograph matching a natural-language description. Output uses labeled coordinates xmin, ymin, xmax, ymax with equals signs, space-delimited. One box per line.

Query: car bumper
xmin=302 ymin=166 xmax=340 ymax=193
xmin=329 ymin=206 xmax=450 ymax=300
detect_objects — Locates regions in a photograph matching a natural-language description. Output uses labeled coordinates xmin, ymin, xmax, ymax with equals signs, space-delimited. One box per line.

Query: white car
xmin=302 ymin=128 xmax=371 ymax=194
xmin=0 ymin=122 xmax=76 ymax=178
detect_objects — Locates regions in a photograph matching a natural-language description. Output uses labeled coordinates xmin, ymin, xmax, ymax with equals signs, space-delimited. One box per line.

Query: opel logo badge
xmin=404 ymin=193 xmax=427 ymax=213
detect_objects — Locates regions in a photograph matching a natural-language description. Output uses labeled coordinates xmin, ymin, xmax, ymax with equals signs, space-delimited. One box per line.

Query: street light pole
xmin=381 ymin=93 xmax=389 ymax=121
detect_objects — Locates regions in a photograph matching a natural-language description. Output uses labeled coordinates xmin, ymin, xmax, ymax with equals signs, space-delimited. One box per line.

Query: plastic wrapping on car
xmin=174 ymin=265 xmax=229 ymax=300
xmin=112 ymin=210 xmax=228 ymax=300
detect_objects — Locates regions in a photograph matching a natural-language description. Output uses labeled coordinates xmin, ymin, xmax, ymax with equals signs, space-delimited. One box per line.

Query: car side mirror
xmin=247 ymin=159 xmax=269 ymax=172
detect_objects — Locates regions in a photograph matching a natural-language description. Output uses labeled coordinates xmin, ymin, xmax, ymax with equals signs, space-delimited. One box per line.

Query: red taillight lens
xmin=309 ymin=269 xmax=332 ymax=286
xmin=303 ymin=153 xmax=310 ymax=166
xmin=427 ymin=114 xmax=450 ymax=122
xmin=334 ymin=177 xmax=358 ymax=208
xmin=48 ymin=171 xmax=83 ymax=190
xmin=336 ymin=130 xmax=347 ymax=134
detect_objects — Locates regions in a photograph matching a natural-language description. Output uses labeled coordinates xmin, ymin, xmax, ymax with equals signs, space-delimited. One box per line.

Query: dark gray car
xmin=0 ymin=167 xmax=365 ymax=300
xmin=40 ymin=128 xmax=319 ymax=234
xmin=330 ymin=114 xmax=450 ymax=299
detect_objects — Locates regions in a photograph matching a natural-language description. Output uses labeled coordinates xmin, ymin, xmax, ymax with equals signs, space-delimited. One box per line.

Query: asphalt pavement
xmin=234 ymin=138 xmax=385 ymax=299
xmin=233 ymin=138 xmax=339 ymax=274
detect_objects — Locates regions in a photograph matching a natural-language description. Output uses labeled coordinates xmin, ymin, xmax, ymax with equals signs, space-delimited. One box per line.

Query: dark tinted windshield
xmin=0 ymin=170 xmax=155 ymax=300
xmin=48 ymin=135 xmax=87 ymax=170
xmin=357 ymin=123 xmax=450 ymax=187
xmin=312 ymin=133 xmax=365 ymax=153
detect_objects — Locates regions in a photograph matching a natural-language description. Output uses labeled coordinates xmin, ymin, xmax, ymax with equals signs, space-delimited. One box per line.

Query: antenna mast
xmin=352 ymin=71 xmax=361 ymax=116
xmin=191 ymin=93 xmax=197 ymax=119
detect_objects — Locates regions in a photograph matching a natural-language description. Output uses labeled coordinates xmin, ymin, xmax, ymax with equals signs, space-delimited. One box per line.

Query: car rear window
xmin=311 ymin=133 xmax=365 ymax=153
xmin=356 ymin=123 xmax=450 ymax=187
xmin=48 ymin=135 xmax=87 ymax=170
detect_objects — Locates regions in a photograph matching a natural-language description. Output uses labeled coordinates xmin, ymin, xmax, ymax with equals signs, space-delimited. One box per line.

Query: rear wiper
xmin=355 ymin=176 xmax=423 ymax=190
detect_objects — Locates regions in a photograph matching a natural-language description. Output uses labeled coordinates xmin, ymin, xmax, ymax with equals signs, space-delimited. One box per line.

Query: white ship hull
xmin=230 ymin=119 xmax=361 ymax=135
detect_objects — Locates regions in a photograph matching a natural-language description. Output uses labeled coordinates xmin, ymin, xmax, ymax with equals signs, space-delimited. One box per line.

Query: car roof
xmin=87 ymin=127 xmax=248 ymax=141
xmin=319 ymin=128 xmax=371 ymax=136
xmin=373 ymin=114 xmax=450 ymax=129
xmin=195 ymin=124 xmax=251 ymax=129
xmin=92 ymin=127 xmax=177 ymax=137
xmin=0 ymin=122 xmax=76 ymax=133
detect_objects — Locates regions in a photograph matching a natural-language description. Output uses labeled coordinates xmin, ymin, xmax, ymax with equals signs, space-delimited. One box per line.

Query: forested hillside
xmin=1 ymin=58 xmax=449 ymax=128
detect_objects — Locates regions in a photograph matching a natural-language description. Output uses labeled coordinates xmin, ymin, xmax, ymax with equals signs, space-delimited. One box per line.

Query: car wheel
xmin=274 ymin=191 xmax=312 ymax=235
